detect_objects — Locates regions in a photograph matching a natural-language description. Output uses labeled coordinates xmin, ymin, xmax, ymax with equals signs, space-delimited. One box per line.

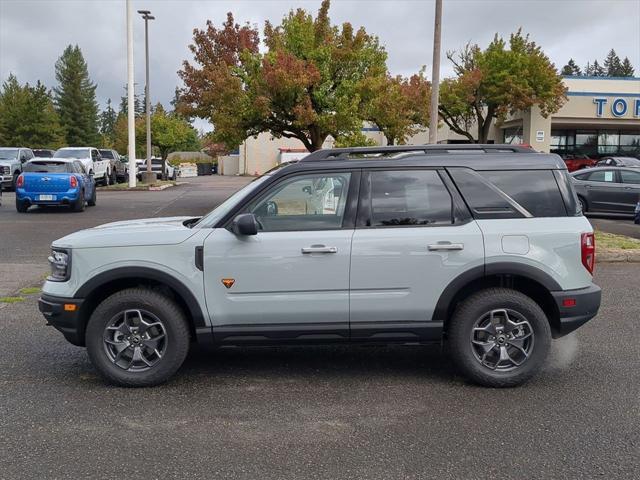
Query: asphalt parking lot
xmin=0 ymin=176 xmax=638 ymax=479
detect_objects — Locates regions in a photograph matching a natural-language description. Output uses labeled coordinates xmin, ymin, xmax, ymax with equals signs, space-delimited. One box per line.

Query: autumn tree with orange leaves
xmin=439 ymin=30 xmax=567 ymax=143
xmin=178 ymin=0 xmax=429 ymax=151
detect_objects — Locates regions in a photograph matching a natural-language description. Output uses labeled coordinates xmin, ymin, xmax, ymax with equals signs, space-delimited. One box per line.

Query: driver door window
xmin=248 ymin=173 xmax=351 ymax=232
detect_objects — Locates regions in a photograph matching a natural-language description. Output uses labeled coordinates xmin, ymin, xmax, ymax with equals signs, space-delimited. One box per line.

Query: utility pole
xmin=126 ymin=0 xmax=136 ymax=187
xmin=138 ymin=9 xmax=155 ymax=183
xmin=429 ymin=0 xmax=443 ymax=144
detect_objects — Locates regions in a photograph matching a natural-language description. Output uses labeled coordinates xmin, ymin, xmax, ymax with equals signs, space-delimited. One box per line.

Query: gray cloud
xmin=1 ymin=0 xmax=639 ymax=132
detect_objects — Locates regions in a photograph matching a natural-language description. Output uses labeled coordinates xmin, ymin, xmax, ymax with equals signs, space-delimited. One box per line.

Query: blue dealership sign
xmin=594 ymin=97 xmax=640 ymax=117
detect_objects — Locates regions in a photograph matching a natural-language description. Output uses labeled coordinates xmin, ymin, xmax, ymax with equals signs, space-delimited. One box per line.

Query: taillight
xmin=70 ymin=176 xmax=78 ymax=188
xmin=581 ymin=232 xmax=595 ymax=275
xmin=16 ymin=174 xmax=24 ymax=188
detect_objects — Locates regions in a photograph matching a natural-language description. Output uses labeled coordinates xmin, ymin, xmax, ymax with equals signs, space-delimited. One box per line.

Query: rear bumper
xmin=38 ymin=294 xmax=85 ymax=346
xmin=551 ymin=284 xmax=601 ymax=337
xmin=17 ymin=190 xmax=80 ymax=205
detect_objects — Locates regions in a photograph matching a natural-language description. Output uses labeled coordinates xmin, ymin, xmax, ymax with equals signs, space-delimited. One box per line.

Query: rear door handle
xmin=301 ymin=245 xmax=338 ymax=254
xmin=428 ymin=242 xmax=464 ymax=251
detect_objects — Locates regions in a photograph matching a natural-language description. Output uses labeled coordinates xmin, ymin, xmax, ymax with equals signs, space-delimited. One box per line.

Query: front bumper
xmin=551 ymin=284 xmax=601 ymax=337
xmin=38 ymin=294 xmax=85 ymax=346
xmin=0 ymin=175 xmax=12 ymax=186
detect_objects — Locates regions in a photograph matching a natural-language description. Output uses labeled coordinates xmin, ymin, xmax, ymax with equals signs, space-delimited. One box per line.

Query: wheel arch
xmin=434 ymin=263 xmax=562 ymax=336
xmin=74 ymin=267 xmax=208 ymax=345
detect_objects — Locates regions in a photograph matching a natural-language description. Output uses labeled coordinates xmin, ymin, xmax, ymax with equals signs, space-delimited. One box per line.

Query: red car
xmin=561 ymin=154 xmax=597 ymax=172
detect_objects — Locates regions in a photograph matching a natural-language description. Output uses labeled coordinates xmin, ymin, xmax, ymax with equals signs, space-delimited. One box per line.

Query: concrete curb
xmin=597 ymin=248 xmax=640 ymax=263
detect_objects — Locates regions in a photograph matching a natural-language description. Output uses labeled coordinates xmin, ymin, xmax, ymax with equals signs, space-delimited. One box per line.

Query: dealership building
xmin=233 ymin=76 xmax=640 ymax=175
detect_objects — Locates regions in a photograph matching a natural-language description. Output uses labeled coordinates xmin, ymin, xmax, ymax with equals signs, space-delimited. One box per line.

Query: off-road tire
xmin=448 ymin=287 xmax=551 ymax=388
xmin=85 ymin=288 xmax=190 ymax=387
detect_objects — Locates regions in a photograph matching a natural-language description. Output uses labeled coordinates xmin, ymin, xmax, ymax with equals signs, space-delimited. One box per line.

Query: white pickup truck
xmin=53 ymin=147 xmax=111 ymax=185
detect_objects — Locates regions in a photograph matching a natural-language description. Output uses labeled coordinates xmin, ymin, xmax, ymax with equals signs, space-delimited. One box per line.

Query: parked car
xmin=53 ymin=147 xmax=111 ymax=185
xmin=15 ymin=158 xmax=96 ymax=212
xmin=38 ymin=144 xmax=600 ymax=388
xmin=33 ymin=149 xmax=56 ymax=158
xmin=98 ymin=149 xmax=121 ymax=184
xmin=596 ymin=156 xmax=640 ymax=168
xmin=561 ymin=153 xmax=597 ymax=172
xmin=571 ymin=166 xmax=640 ymax=214
xmin=0 ymin=147 xmax=34 ymax=190
xmin=111 ymin=153 xmax=130 ymax=182
xmin=139 ymin=157 xmax=177 ymax=181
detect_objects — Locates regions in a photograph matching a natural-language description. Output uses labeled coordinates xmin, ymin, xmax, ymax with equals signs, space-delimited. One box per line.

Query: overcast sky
xmin=1 ymin=0 xmax=639 ymax=132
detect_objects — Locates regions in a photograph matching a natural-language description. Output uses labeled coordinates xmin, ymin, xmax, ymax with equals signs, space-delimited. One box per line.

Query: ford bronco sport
xmin=39 ymin=145 xmax=601 ymax=387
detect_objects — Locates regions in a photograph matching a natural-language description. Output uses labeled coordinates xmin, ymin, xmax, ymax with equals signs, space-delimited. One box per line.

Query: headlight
xmin=47 ymin=249 xmax=71 ymax=282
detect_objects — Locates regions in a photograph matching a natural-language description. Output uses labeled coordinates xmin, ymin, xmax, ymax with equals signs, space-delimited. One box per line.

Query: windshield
xmin=195 ymin=175 xmax=271 ymax=228
xmin=99 ymin=150 xmax=114 ymax=159
xmin=33 ymin=150 xmax=53 ymax=158
xmin=24 ymin=161 xmax=71 ymax=173
xmin=54 ymin=149 xmax=90 ymax=159
xmin=0 ymin=148 xmax=19 ymax=160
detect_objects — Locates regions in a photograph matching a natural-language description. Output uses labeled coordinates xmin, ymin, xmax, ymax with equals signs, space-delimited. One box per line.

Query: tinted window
xmin=23 ymin=161 xmax=71 ymax=173
xmin=369 ymin=170 xmax=452 ymax=226
xmin=586 ymin=170 xmax=617 ymax=183
xmin=620 ymin=170 xmax=640 ymax=184
xmin=448 ymin=169 xmax=524 ymax=219
xmin=99 ymin=150 xmax=114 ymax=159
xmin=33 ymin=150 xmax=53 ymax=158
xmin=91 ymin=150 xmax=99 ymax=161
xmin=248 ymin=173 xmax=351 ymax=232
xmin=479 ymin=170 xmax=566 ymax=217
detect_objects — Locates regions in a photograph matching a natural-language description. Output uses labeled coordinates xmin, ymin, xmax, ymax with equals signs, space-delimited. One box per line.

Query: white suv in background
xmin=39 ymin=145 xmax=601 ymax=388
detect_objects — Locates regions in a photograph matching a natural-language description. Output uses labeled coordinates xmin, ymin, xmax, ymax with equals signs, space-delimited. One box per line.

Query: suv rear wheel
xmin=448 ymin=288 xmax=551 ymax=387
xmin=86 ymin=288 xmax=190 ymax=387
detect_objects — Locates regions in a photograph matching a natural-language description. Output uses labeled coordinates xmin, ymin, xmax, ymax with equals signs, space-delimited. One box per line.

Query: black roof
xmin=280 ymin=144 xmax=566 ymax=172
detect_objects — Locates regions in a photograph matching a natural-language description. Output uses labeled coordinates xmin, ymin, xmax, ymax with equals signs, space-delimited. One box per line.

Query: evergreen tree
xmin=0 ymin=75 xmax=65 ymax=147
xmin=561 ymin=58 xmax=581 ymax=76
xmin=604 ymin=49 xmax=623 ymax=76
xmin=591 ymin=60 xmax=605 ymax=76
xmin=100 ymin=98 xmax=117 ymax=137
xmin=620 ymin=57 xmax=635 ymax=77
xmin=584 ymin=61 xmax=592 ymax=76
xmin=53 ymin=45 xmax=100 ymax=145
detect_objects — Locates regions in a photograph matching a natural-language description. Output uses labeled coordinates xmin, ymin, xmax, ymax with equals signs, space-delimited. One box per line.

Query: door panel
xmin=203 ymin=228 xmax=353 ymax=341
xmin=619 ymin=169 xmax=640 ymax=213
xmin=584 ymin=170 xmax=624 ymax=212
xmin=349 ymin=222 xmax=484 ymax=335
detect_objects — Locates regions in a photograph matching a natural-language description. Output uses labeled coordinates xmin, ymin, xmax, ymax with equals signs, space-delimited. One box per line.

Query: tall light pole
xmin=138 ymin=9 xmax=155 ymax=183
xmin=126 ymin=0 xmax=136 ymax=187
xmin=429 ymin=0 xmax=443 ymax=144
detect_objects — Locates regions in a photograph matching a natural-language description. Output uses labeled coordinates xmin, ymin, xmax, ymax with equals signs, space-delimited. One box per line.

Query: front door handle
xmin=428 ymin=242 xmax=464 ymax=251
xmin=301 ymin=245 xmax=338 ymax=254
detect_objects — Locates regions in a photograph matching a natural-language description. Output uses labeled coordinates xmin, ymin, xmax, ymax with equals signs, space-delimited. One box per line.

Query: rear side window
xmin=449 ymin=169 xmax=567 ymax=218
xmin=620 ymin=170 xmax=640 ymax=184
xmin=369 ymin=170 xmax=453 ymax=226
xmin=479 ymin=170 xmax=567 ymax=217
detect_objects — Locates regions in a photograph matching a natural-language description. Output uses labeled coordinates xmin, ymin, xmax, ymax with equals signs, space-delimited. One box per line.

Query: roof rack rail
xmin=300 ymin=144 xmax=535 ymax=162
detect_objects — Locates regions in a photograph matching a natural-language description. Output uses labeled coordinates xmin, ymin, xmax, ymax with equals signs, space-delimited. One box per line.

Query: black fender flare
xmin=75 ymin=266 xmax=207 ymax=327
xmin=432 ymin=262 xmax=562 ymax=321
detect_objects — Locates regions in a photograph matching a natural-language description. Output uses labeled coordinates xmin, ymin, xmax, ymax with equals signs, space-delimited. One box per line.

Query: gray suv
xmin=39 ymin=145 xmax=601 ymax=388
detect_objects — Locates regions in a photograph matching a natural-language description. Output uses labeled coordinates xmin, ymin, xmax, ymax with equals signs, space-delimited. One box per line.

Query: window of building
xmin=598 ymin=131 xmax=620 ymax=154
xmin=369 ymin=170 xmax=453 ymax=226
xmin=503 ymin=128 xmax=523 ymax=145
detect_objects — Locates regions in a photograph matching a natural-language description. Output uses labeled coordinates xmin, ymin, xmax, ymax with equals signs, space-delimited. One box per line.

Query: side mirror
xmin=231 ymin=213 xmax=259 ymax=236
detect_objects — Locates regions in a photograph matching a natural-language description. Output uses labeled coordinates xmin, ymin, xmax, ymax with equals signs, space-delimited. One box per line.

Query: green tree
xmin=334 ymin=130 xmax=377 ymax=148
xmin=53 ymin=45 xmax=100 ymax=145
xmin=100 ymin=98 xmax=117 ymax=146
xmin=358 ymin=71 xmax=430 ymax=145
xmin=620 ymin=57 xmax=635 ymax=77
xmin=0 ymin=74 xmax=65 ymax=148
xmin=588 ymin=59 xmax=605 ymax=76
xmin=603 ymin=49 xmax=623 ymax=76
xmin=560 ymin=58 xmax=581 ymax=76
xmin=438 ymin=31 xmax=567 ymax=143
xmin=179 ymin=0 xmax=387 ymax=151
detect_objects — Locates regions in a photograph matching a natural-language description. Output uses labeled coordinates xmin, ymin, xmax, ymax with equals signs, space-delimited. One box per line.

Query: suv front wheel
xmin=86 ymin=288 xmax=190 ymax=387
xmin=448 ymin=288 xmax=551 ymax=388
